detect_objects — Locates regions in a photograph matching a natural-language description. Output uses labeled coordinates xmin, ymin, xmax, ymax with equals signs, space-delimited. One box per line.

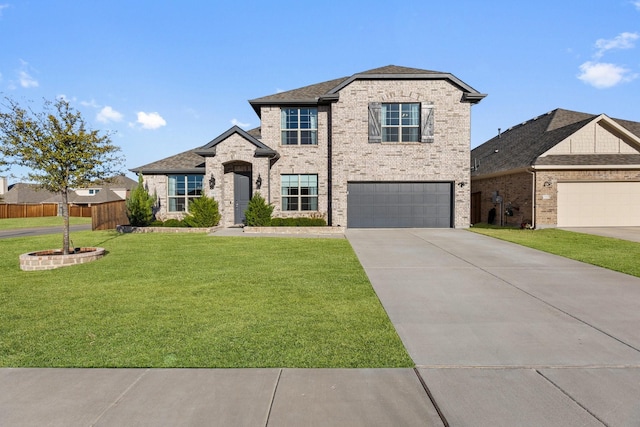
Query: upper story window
xmin=382 ymin=103 xmax=419 ymax=142
xmin=168 ymin=174 xmax=203 ymax=212
xmin=281 ymin=108 xmax=318 ymax=145
xmin=368 ymin=102 xmax=434 ymax=144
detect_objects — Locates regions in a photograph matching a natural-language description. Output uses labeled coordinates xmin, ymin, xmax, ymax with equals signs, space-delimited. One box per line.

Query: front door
xmin=234 ymin=172 xmax=252 ymax=224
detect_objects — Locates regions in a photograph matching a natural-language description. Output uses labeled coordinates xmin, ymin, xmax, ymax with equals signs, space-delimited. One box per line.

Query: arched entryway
xmin=224 ymin=161 xmax=253 ymax=224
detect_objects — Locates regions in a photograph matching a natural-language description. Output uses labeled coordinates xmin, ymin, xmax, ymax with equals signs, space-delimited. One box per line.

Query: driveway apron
xmin=346 ymin=228 xmax=640 ymax=427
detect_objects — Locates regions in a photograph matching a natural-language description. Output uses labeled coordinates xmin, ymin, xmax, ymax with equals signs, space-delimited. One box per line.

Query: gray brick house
xmin=132 ymin=65 xmax=486 ymax=228
xmin=470 ymin=109 xmax=640 ymax=228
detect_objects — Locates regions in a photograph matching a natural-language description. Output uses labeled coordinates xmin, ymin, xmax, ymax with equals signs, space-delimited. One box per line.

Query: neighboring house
xmin=470 ymin=108 xmax=640 ymax=228
xmin=132 ymin=65 xmax=486 ymax=228
xmin=68 ymin=175 xmax=138 ymax=206
xmin=2 ymin=175 xmax=137 ymax=206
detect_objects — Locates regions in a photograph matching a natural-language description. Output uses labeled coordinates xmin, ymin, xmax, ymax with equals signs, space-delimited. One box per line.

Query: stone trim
xmin=20 ymin=247 xmax=105 ymax=271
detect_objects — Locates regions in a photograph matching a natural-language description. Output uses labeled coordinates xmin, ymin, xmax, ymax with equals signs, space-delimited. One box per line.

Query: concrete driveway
xmin=347 ymin=228 xmax=640 ymax=426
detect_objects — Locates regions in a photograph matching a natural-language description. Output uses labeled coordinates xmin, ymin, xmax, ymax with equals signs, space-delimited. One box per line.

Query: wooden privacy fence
xmin=1 ymin=201 xmax=129 ymax=230
xmin=69 ymin=205 xmax=92 ymax=218
xmin=0 ymin=203 xmax=58 ymax=219
xmin=92 ymin=200 xmax=129 ymax=230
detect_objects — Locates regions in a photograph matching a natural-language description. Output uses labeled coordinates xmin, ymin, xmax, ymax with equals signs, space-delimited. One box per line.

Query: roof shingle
xmin=471 ymin=109 xmax=640 ymax=177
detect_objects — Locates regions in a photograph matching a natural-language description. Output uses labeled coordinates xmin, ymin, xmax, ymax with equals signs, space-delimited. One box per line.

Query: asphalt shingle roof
xmin=471 ymin=108 xmax=640 ymax=177
xmin=248 ymin=65 xmax=483 ymax=115
xmin=130 ymin=148 xmax=206 ymax=174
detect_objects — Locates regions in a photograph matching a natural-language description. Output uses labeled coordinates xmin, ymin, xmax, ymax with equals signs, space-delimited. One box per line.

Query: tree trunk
xmin=61 ymin=190 xmax=70 ymax=255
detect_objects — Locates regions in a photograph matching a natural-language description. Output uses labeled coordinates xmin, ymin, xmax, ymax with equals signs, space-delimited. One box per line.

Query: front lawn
xmin=0 ymin=231 xmax=412 ymax=368
xmin=470 ymin=226 xmax=640 ymax=278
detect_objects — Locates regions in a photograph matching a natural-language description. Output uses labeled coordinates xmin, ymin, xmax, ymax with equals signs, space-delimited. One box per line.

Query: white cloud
xmin=136 ymin=111 xmax=166 ymax=129
xmin=231 ymin=118 xmax=250 ymax=128
xmin=633 ymin=1 xmax=640 ymax=11
xmin=594 ymin=32 xmax=639 ymax=58
xmin=81 ymin=99 xmax=100 ymax=108
xmin=578 ymin=61 xmax=638 ymax=88
xmin=18 ymin=70 xmax=38 ymax=88
xmin=0 ymin=4 xmax=10 ymax=17
xmin=97 ymin=106 xmax=123 ymax=123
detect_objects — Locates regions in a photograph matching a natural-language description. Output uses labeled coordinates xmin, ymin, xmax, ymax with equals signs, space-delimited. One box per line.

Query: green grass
xmin=0 ymin=232 xmax=412 ymax=368
xmin=0 ymin=216 xmax=92 ymax=230
xmin=469 ymin=226 xmax=640 ymax=278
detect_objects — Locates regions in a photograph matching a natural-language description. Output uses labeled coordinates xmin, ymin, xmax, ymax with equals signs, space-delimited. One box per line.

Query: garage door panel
xmin=557 ymin=182 xmax=640 ymax=227
xmin=347 ymin=182 xmax=452 ymax=228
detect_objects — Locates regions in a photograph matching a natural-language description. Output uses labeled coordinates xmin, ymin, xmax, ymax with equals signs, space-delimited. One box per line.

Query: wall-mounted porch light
xmin=209 ymin=174 xmax=216 ymax=190
xmin=256 ymin=174 xmax=262 ymax=189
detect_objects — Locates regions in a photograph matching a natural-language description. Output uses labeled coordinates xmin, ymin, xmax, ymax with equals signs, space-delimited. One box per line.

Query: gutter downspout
xmin=527 ymin=167 xmax=536 ymax=229
xmin=327 ymin=103 xmax=333 ymax=226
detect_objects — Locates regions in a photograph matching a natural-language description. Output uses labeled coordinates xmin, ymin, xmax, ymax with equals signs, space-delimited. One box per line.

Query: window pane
xmin=169 ymin=197 xmax=185 ymax=212
xmin=300 ymin=130 xmax=317 ymax=145
xmin=402 ymin=127 xmax=419 ymax=142
xmin=383 ymin=128 xmax=399 ymax=142
xmin=402 ymin=104 xmax=419 ymax=126
xmin=301 ymin=196 xmax=318 ymax=211
xmin=382 ymin=104 xmax=400 ymax=126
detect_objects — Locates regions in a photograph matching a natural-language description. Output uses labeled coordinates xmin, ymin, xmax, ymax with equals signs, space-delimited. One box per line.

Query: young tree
xmin=244 ymin=192 xmax=273 ymax=226
xmin=126 ymin=174 xmax=157 ymax=226
xmin=0 ymin=97 xmax=123 ymax=254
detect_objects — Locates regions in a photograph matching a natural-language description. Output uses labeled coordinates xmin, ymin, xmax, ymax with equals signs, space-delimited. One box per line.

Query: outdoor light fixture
xmin=209 ymin=174 xmax=216 ymax=190
xmin=458 ymin=181 xmax=467 ymax=187
xmin=256 ymin=174 xmax=262 ymax=189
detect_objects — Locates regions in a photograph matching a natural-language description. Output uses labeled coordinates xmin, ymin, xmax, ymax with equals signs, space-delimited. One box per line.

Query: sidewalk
xmin=1 ymin=368 xmax=443 ymax=426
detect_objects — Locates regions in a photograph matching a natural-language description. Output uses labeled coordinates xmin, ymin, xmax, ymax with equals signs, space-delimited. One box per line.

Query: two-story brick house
xmin=131 ymin=65 xmax=486 ymax=228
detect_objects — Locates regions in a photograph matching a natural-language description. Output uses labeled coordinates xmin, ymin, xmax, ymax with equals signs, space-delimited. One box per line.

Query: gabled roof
xmin=130 ymin=126 xmax=276 ymax=175
xmin=471 ymin=108 xmax=640 ymax=177
xmin=195 ymin=125 xmax=275 ymax=157
xmin=249 ymin=64 xmax=486 ymax=115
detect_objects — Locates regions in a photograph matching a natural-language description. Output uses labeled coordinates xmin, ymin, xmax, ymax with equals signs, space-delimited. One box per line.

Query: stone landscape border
xmin=20 ymin=248 xmax=106 ymax=271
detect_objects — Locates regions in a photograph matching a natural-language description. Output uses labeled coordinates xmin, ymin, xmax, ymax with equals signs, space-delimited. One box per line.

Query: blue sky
xmin=1 ymin=0 xmax=639 ymax=181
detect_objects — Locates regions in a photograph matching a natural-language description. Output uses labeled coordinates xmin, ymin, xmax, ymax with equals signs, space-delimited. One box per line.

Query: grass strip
xmin=0 ymin=217 xmax=92 ymax=230
xmin=469 ymin=226 xmax=640 ymax=278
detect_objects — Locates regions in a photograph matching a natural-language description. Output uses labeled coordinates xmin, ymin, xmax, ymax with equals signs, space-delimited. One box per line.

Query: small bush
xmin=162 ymin=219 xmax=186 ymax=227
xmin=126 ymin=174 xmax=157 ymax=226
xmin=244 ymin=192 xmax=274 ymax=226
xmin=270 ymin=217 xmax=326 ymax=227
xmin=183 ymin=195 xmax=221 ymax=228
xmin=149 ymin=220 xmax=164 ymax=227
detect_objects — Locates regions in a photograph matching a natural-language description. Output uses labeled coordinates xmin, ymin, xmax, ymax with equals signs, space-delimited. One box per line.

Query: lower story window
xmin=168 ymin=174 xmax=203 ymax=212
xmin=281 ymin=174 xmax=318 ymax=211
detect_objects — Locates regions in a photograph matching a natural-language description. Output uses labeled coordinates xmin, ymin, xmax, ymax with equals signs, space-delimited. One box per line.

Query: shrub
xmin=244 ymin=192 xmax=274 ymax=226
xmin=162 ymin=219 xmax=186 ymax=227
xmin=183 ymin=195 xmax=221 ymax=228
xmin=149 ymin=220 xmax=164 ymax=227
xmin=126 ymin=174 xmax=157 ymax=226
xmin=270 ymin=217 xmax=326 ymax=227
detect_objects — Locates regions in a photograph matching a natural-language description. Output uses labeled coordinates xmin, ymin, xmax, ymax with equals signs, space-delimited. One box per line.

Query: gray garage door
xmin=347 ymin=182 xmax=453 ymax=228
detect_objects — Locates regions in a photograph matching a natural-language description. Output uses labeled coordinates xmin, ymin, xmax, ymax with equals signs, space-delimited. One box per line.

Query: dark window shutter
xmin=421 ymin=103 xmax=434 ymax=143
xmin=368 ymin=102 xmax=382 ymax=143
